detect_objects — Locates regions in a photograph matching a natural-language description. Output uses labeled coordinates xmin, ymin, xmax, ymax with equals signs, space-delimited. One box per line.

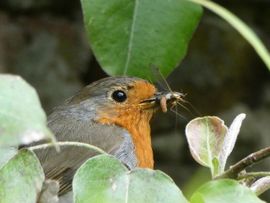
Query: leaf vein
xmin=123 ymin=0 xmax=139 ymax=75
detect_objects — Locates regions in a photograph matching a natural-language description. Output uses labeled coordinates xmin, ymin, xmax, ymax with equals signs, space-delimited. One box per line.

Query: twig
xmin=251 ymin=176 xmax=270 ymax=196
xmin=238 ymin=172 xmax=270 ymax=180
xmin=215 ymin=146 xmax=270 ymax=179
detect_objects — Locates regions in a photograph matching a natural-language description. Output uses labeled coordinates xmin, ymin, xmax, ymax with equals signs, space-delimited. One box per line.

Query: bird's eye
xmin=111 ymin=90 xmax=127 ymax=102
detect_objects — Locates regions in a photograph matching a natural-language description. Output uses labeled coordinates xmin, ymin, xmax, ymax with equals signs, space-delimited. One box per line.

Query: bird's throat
xmin=130 ymin=120 xmax=154 ymax=168
xmin=97 ymin=110 xmax=154 ymax=169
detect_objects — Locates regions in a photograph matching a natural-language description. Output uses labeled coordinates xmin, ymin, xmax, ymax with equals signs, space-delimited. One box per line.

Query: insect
xmin=150 ymin=65 xmax=199 ymax=117
xmin=159 ymin=92 xmax=186 ymax=113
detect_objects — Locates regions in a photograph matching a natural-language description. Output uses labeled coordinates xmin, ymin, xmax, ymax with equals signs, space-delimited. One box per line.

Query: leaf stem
xmin=28 ymin=141 xmax=107 ymax=155
xmin=215 ymin=146 xmax=270 ymax=179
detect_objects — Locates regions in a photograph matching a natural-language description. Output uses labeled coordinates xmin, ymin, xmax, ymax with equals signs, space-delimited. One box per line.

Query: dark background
xmin=0 ymin=0 xmax=269 ymax=201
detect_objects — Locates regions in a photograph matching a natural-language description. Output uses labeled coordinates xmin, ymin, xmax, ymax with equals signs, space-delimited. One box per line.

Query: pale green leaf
xmin=0 ymin=149 xmax=45 ymax=203
xmin=185 ymin=116 xmax=228 ymax=177
xmin=0 ymin=147 xmax=17 ymax=169
xmin=0 ymin=74 xmax=53 ymax=147
xmin=190 ymin=179 xmax=265 ymax=203
xmin=73 ymin=154 xmax=188 ymax=203
xmin=219 ymin=113 xmax=246 ymax=172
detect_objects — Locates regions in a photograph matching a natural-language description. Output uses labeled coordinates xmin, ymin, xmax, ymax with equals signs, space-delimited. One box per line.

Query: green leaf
xmin=185 ymin=116 xmax=228 ymax=177
xmin=0 ymin=149 xmax=45 ymax=203
xmin=185 ymin=114 xmax=247 ymax=177
xmin=0 ymin=74 xmax=53 ymax=147
xmin=81 ymin=0 xmax=202 ymax=80
xmin=190 ymin=179 xmax=265 ymax=203
xmin=0 ymin=147 xmax=17 ymax=169
xmin=182 ymin=168 xmax=211 ymax=199
xmin=73 ymin=154 xmax=188 ymax=203
xmin=187 ymin=0 xmax=270 ymax=71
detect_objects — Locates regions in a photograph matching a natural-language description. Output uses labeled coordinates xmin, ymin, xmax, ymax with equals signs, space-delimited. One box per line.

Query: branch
xmin=251 ymin=177 xmax=270 ymax=196
xmin=215 ymin=146 xmax=270 ymax=179
xmin=238 ymin=172 xmax=270 ymax=180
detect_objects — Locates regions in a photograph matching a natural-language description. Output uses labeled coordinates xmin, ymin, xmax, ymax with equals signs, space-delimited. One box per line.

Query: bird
xmin=33 ymin=76 xmax=183 ymax=196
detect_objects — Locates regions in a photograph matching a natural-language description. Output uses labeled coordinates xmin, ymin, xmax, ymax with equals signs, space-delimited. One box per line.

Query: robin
xmin=34 ymin=76 xmax=183 ymax=195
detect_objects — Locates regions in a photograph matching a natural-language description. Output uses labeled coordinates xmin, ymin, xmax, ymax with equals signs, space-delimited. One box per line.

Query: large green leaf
xmin=73 ymin=154 xmax=188 ymax=203
xmin=190 ymin=179 xmax=265 ymax=203
xmin=0 ymin=149 xmax=45 ymax=203
xmin=81 ymin=0 xmax=202 ymax=80
xmin=0 ymin=74 xmax=53 ymax=147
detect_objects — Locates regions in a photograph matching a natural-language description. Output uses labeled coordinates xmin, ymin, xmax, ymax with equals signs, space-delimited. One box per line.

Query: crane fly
xmin=150 ymin=65 xmax=200 ymax=118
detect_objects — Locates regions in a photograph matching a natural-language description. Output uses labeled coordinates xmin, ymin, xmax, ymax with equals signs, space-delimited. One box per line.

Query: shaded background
xmin=0 ymin=0 xmax=269 ymax=201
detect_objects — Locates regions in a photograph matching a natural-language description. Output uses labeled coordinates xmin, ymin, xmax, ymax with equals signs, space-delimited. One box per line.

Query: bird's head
xmin=68 ymin=76 xmax=182 ymax=121
xmin=66 ymin=76 xmax=183 ymax=168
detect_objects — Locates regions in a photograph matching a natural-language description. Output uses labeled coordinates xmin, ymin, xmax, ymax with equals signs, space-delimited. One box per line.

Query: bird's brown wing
xmin=33 ymin=112 xmax=137 ymax=195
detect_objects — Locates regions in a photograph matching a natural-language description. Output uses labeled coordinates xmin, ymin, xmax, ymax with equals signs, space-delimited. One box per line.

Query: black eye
xmin=112 ymin=90 xmax=127 ymax=102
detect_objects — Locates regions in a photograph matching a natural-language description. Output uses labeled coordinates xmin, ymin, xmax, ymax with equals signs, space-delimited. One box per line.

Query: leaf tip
xmin=237 ymin=113 xmax=246 ymax=120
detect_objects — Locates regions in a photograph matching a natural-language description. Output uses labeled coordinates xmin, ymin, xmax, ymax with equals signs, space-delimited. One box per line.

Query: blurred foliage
xmin=190 ymin=179 xmax=265 ymax=203
xmin=0 ymin=75 xmax=52 ymax=146
xmin=0 ymin=0 xmax=269 ymax=202
xmin=188 ymin=0 xmax=270 ymax=70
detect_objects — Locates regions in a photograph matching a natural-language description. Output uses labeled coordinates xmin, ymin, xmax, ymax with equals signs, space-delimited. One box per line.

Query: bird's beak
xmin=140 ymin=91 xmax=185 ymax=112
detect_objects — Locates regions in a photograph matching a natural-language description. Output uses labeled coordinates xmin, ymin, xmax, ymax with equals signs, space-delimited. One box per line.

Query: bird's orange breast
xmin=98 ymin=108 xmax=154 ymax=169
